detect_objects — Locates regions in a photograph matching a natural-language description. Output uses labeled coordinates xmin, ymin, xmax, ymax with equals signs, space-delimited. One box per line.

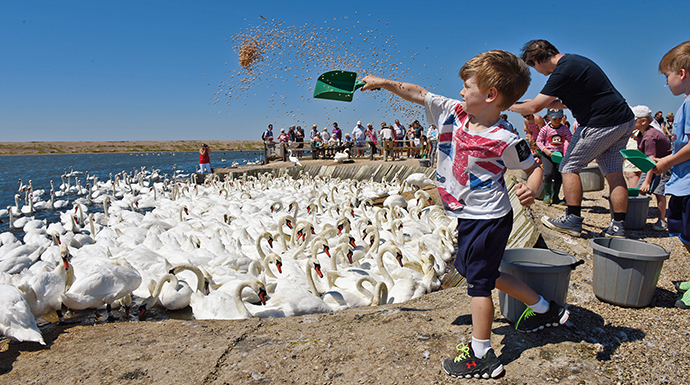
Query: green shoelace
xmin=515 ymin=307 xmax=536 ymax=328
xmin=453 ymin=343 xmax=471 ymax=362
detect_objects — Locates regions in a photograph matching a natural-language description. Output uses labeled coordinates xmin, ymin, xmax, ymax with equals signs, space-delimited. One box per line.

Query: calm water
xmin=0 ymin=150 xmax=262 ymax=232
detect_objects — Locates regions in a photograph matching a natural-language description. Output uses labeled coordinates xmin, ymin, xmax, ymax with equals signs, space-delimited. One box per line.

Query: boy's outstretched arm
xmin=515 ymin=163 xmax=543 ymax=206
xmin=361 ymin=75 xmax=428 ymax=105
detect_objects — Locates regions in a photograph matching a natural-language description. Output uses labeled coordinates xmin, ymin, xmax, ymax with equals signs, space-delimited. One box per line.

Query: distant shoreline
xmin=0 ymin=140 xmax=264 ymax=156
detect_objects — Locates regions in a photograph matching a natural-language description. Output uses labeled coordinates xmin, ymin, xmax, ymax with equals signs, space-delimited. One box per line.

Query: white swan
xmin=137 ymin=273 xmax=194 ymax=318
xmin=17 ymin=242 xmax=74 ymax=319
xmin=0 ymin=283 xmax=45 ymax=345
xmin=334 ymin=148 xmax=350 ymax=163
xmin=383 ymin=194 xmax=408 ymax=210
xmin=404 ymin=173 xmax=435 ymax=190
xmin=62 ymin=258 xmax=142 ymax=320
xmin=288 ymin=150 xmax=302 ymax=167
xmin=355 ymin=276 xmax=389 ymax=306
xmin=189 ymin=279 xmax=266 ymax=320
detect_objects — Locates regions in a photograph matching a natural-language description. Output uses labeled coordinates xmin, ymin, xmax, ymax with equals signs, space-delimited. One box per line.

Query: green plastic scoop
xmin=313 ymin=70 xmax=367 ymax=102
xmin=620 ymin=149 xmax=656 ymax=172
xmin=551 ymin=151 xmax=563 ymax=163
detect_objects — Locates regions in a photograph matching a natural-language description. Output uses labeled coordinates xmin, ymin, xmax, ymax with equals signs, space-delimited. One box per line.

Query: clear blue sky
xmin=2 ymin=0 xmax=689 ymax=142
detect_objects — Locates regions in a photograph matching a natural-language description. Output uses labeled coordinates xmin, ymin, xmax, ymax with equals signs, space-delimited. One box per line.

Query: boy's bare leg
xmin=624 ymin=171 xmax=640 ymax=188
xmin=471 ymin=296 xmax=494 ymax=340
xmin=495 ymin=273 xmax=540 ymax=308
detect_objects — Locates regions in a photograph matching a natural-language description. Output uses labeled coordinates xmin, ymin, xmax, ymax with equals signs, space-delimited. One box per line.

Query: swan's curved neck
xmin=305 ymin=258 xmax=321 ymax=298
xmin=233 ymin=281 xmax=263 ymax=319
xmin=376 ymin=247 xmax=398 ymax=288
xmin=170 ymin=263 xmax=206 ymax=292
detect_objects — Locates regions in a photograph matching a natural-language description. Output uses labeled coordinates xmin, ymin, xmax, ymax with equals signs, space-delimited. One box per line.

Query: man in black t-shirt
xmin=510 ymin=40 xmax=635 ymax=238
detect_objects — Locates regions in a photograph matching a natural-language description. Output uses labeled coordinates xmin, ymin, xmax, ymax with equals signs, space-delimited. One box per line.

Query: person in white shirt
xmin=380 ymin=122 xmax=395 ymax=160
xmin=320 ymin=128 xmax=331 ymax=142
xmin=352 ymin=121 xmax=366 ymax=156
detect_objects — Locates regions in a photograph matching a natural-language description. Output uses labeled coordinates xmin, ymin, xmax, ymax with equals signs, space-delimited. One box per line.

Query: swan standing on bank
xmin=0 ymin=281 xmax=45 ymax=345
xmin=62 ymin=258 xmax=142 ymax=320
xmin=334 ymin=148 xmax=350 ymax=163
xmin=188 ymin=279 xmax=266 ymax=320
xmin=288 ymin=150 xmax=302 ymax=167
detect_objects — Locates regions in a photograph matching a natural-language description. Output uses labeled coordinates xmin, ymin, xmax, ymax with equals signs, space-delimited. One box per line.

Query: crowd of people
xmin=261 ymin=119 xmax=442 ymax=163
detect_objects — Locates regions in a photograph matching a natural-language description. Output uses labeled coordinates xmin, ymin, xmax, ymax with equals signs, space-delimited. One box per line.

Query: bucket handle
xmin=545 ymin=248 xmax=583 ymax=270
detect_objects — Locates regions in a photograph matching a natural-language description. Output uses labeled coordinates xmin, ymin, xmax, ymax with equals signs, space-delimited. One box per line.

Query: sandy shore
xmin=0 ymin=140 xmax=264 ymax=155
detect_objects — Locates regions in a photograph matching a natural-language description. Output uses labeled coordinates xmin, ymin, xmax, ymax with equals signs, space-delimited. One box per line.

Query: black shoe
xmin=676 ymin=290 xmax=690 ymax=309
xmin=674 ymin=281 xmax=690 ymax=294
xmin=442 ymin=344 xmax=504 ymax=379
xmin=515 ymin=300 xmax=570 ymax=333
xmin=601 ymin=220 xmax=626 ymax=238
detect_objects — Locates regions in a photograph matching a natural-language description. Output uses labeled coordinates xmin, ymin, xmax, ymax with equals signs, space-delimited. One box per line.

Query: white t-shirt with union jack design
xmin=424 ymin=92 xmax=535 ymax=219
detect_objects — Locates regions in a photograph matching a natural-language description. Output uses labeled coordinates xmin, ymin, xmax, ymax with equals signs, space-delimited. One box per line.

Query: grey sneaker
xmin=601 ymin=220 xmax=625 ymax=238
xmin=652 ymin=219 xmax=668 ymax=231
xmin=541 ymin=214 xmax=583 ymax=237
xmin=442 ymin=344 xmax=504 ymax=379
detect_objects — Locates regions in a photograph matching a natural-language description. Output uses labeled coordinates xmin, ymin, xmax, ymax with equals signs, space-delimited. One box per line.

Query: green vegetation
xmin=0 ymin=140 xmax=264 ymax=155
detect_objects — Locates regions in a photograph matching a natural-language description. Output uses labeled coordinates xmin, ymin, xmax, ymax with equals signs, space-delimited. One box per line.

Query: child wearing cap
xmin=654 ymin=41 xmax=690 ymax=309
xmin=536 ymin=109 xmax=572 ymax=204
xmin=362 ymin=49 xmax=570 ymax=379
xmin=631 ymin=105 xmax=672 ymax=231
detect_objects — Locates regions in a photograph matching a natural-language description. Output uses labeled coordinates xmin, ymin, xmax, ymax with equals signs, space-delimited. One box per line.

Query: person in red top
xmin=199 ymin=144 xmax=211 ymax=174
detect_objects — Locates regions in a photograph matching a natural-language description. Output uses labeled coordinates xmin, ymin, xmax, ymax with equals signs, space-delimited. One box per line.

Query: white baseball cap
xmin=631 ymin=105 xmax=653 ymax=119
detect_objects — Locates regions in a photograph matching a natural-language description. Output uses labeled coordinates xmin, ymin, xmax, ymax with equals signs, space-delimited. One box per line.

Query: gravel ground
xmin=1 ymin=165 xmax=689 ymax=384
xmin=530 ymin=176 xmax=690 ymax=385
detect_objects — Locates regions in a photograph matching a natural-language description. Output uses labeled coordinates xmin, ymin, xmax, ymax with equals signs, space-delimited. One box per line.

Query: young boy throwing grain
xmin=362 ymin=50 xmax=569 ymax=379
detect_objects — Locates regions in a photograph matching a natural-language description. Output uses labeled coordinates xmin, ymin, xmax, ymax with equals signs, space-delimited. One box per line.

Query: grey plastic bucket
xmin=590 ymin=238 xmax=670 ymax=307
xmin=580 ymin=164 xmax=605 ymax=192
xmin=498 ymin=248 xmax=580 ymax=323
xmin=608 ymin=196 xmax=651 ymax=230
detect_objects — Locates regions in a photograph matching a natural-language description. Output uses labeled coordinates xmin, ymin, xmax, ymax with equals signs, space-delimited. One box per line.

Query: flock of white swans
xmin=0 ymin=167 xmax=455 ymax=346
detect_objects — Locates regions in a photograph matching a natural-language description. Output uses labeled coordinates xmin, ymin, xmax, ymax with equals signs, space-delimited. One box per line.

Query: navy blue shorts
xmin=668 ymin=195 xmax=690 ymax=245
xmin=454 ymin=211 xmax=513 ymax=297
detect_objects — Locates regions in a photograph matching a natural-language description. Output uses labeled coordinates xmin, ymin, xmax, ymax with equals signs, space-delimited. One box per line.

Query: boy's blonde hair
xmin=459 ymin=50 xmax=531 ymax=110
xmin=659 ymin=40 xmax=690 ymax=73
